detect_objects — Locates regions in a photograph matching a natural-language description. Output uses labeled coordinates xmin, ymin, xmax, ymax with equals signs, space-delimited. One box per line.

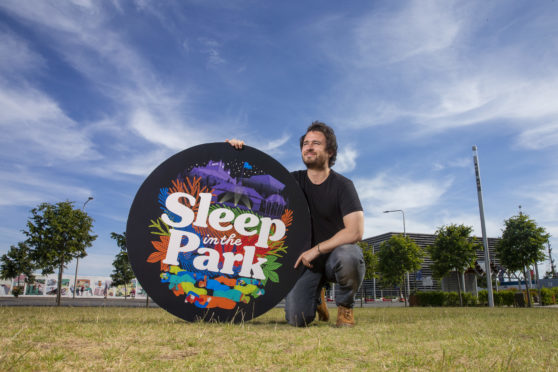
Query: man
xmin=227 ymin=121 xmax=365 ymax=327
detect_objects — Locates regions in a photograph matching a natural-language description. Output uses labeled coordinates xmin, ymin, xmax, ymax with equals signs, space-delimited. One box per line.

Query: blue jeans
xmin=284 ymin=244 xmax=365 ymax=327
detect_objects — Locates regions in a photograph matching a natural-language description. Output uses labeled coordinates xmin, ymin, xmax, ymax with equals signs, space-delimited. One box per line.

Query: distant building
xmin=350 ymin=232 xmax=502 ymax=299
xmin=0 ymin=274 xmax=145 ymax=298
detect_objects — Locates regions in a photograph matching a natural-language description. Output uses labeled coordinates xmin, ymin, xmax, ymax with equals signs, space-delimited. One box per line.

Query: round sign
xmin=126 ymin=143 xmax=310 ymax=322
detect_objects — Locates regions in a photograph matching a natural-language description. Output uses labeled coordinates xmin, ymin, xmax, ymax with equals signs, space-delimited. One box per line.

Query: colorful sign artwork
xmin=126 ymin=143 xmax=310 ymax=322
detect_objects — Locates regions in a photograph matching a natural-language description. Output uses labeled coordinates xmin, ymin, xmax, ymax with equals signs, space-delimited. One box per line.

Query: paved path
xmin=0 ymin=296 xmax=159 ymax=308
xmin=0 ymin=297 xmax=406 ymax=308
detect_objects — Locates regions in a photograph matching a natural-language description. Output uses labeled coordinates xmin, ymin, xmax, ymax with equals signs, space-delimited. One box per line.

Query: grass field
xmin=0 ymin=306 xmax=556 ymax=371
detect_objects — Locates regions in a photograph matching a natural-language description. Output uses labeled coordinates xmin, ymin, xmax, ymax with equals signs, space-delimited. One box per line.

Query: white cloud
xmin=307 ymin=2 xmax=558 ymax=151
xmin=129 ymin=109 xmax=211 ymax=151
xmin=198 ymin=37 xmax=226 ymax=66
xmin=0 ymin=169 xmax=92 ymax=207
xmin=433 ymin=157 xmax=471 ymax=171
xmin=519 ymin=179 xmax=558 ymax=223
xmin=0 ymin=83 xmax=98 ymax=162
xmin=363 ymin=208 xmax=502 ymax=241
xmin=416 ymin=76 xmax=558 ymax=136
xmin=0 ymin=31 xmax=45 ymax=74
xmin=363 ymin=213 xmax=435 ymax=239
xmin=334 ymin=148 xmax=358 ymax=173
xmin=355 ymin=172 xmax=453 ymax=213
xmin=515 ymin=121 xmax=558 ymax=150
xmin=0 ymin=0 xmax=225 ymax=178
xmin=108 ymin=148 xmax=174 ymax=177
xmin=257 ymin=134 xmax=291 ymax=157
xmin=435 ymin=211 xmax=502 ymax=239
xmin=353 ymin=0 xmax=460 ymax=66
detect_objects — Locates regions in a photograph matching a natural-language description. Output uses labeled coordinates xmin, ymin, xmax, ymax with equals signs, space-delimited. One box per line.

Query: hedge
xmin=413 ymin=291 xmax=478 ymax=307
xmin=412 ymin=288 xmax=558 ymax=307
xmin=540 ymin=287 xmax=557 ymax=305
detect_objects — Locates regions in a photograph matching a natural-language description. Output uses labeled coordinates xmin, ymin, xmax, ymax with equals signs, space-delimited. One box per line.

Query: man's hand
xmin=294 ymin=246 xmax=320 ymax=269
xmin=226 ymin=139 xmax=244 ymax=149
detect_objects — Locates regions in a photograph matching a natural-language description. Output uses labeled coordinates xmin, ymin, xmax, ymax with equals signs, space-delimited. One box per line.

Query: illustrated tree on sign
xmin=110 ymin=232 xmax=135 ymax=299
xmin=496 ymin=214 xmax=549 ymax=307
xmin=24 ymin=201 xmax=96 ymax=306
xmin=0 ymin=242 xmax=36 ymax=298
xmin=377 ymin=235 xmax=423 ymax=305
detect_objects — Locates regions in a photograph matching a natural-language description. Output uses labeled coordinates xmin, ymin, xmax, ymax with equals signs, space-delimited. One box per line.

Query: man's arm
xmin=294 ymin=210 xmax=364 ymax=269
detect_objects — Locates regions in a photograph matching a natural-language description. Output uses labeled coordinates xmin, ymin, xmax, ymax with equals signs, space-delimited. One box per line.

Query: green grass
xmin=0 ymin=306 xmax=556 ymax=371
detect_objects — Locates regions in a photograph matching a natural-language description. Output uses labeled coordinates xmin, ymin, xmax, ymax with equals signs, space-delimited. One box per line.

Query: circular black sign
xmin=126 ymin=143 xmax=310 ymax=322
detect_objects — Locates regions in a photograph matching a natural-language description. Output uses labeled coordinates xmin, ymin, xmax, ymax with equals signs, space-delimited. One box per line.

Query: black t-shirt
xmin=291 ymin=170 xmax=363 ymax=246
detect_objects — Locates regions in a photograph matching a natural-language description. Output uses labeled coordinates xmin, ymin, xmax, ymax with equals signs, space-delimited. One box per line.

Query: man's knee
xmin=285 ymin=311 xmax=315 ymax=327
xmin=328 ymin=244 xmax=365 ymax=278
xmin=285 ymin=293 xmax=317 ymax=327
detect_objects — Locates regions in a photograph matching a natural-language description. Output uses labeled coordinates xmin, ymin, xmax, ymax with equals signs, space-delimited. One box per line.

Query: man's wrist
xmin=317 ymin=244 xmax=322 ymax=255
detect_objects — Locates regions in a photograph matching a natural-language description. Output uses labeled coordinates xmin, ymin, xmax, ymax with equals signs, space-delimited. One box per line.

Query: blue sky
xmin=1 ymin=0 xmax=557 ymax=276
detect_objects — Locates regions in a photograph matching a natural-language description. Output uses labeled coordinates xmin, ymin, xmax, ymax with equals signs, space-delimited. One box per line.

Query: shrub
xmin=462 ymin=292 xmax=478 ymax=306
xmin=540 ymin=288 xmax=556 ymax=306
xmin=493 ymin=291 xmax=503 ymax=306
xmin=414 ymin=290 xmax=487 ymax=307
xmin=415 ymin=291 xmax=446 ymax=306
xmin=445 ymin=292 xmax=460 ymax=306
xmin=11 ymin=287 xmax=22 ymax=298
xmin=491 ymin=290 xmax=517 ymax=307
xmin=528 ymin=289 xmax=539 ymax=304
xmin=502 ymin=290 xmax=517 ymax=306
xmin=478 ymin=290 xmax=488 ymax=306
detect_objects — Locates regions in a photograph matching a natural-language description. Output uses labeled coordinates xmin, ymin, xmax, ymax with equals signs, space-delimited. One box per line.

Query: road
xmin=0 ymin=296 xmax=405 ymax=308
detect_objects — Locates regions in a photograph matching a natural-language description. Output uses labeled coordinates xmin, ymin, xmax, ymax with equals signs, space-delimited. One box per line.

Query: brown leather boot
xmin=336 ymin=305 xmax=355 ymax=327
xmin=316 ymin=287 xmax=329 ymax=322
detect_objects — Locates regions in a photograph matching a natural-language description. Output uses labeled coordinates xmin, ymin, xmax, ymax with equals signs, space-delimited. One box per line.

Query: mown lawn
xmin=0 ymin=306 xmax=556 ymax=371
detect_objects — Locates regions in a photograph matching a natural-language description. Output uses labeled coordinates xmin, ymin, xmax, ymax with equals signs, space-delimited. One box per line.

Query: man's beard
xmin=302 ymin=152 xmax=328 ymax=170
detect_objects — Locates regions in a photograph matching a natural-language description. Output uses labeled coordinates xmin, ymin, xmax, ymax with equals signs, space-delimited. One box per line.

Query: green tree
xmin=357 ymin=241 xmax=378 ymax=303
xmin=497 ymin=214 xmax=549 ymax=307
xmin=427 ymin=224 xmax=479 ymax=307
xmin=0 ymin=242 xmax=36 ymax=297
xmin=377 ymin=235 xmax=423 ymax=304
xmin=358 ymin=241 xmax=378 ymax=281
xmin=24 ymin=201 xmax=97 ymax=306
xmin=110 ymin=232 xmax=126 ymax=251
xmin=110 ymin=232 xmax=134 ymax=299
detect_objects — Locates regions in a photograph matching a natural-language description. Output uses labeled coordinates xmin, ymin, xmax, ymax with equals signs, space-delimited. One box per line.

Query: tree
xmin=497 ymin=214 xmax=549 ymax=307
xmin=357 ymin=241 xmax=378 ymax=303
xmin=110 ymin=232 xmax=134 ymax=299
xmin=427 ymin=224 xmax=479 ymax=307
xmin=0 ymin=242 xmax=36 ymax=297
xmin=377 ymin=235 xmax=423 ymax=304
xmin=24 ymin=201 xmax=96 ymax=306
xmin=358 ymin=241 xmax=378 ymax=281
xmin=110 ymin=232 xmax=126 ymax=251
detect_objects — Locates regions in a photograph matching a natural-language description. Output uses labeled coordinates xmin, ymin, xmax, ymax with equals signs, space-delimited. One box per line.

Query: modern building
xmin=354 ymin=232 xmax=501 ymax=299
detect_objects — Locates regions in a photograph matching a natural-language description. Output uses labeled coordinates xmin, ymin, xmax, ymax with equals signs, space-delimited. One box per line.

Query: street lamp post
xmin=472 ymin=146 xmax=494 ymax=307
xmin=383 ymin=209 xmax=411 ymax=305
xmin=73 ymin=196 xmax=93 ymax=299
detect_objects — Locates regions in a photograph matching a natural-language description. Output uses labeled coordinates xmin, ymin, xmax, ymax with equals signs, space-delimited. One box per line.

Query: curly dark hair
xmin=299 ymin=121 xmax=338 ymax=167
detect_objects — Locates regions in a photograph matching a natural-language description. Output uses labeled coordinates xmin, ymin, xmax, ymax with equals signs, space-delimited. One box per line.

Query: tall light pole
xmin=73 ymin=196 xmax=93 ymax=299
xmin=472 ymin=146 xmax=494 ymax=307
xmin=383 ymin=209 xmax=411 ymax=303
